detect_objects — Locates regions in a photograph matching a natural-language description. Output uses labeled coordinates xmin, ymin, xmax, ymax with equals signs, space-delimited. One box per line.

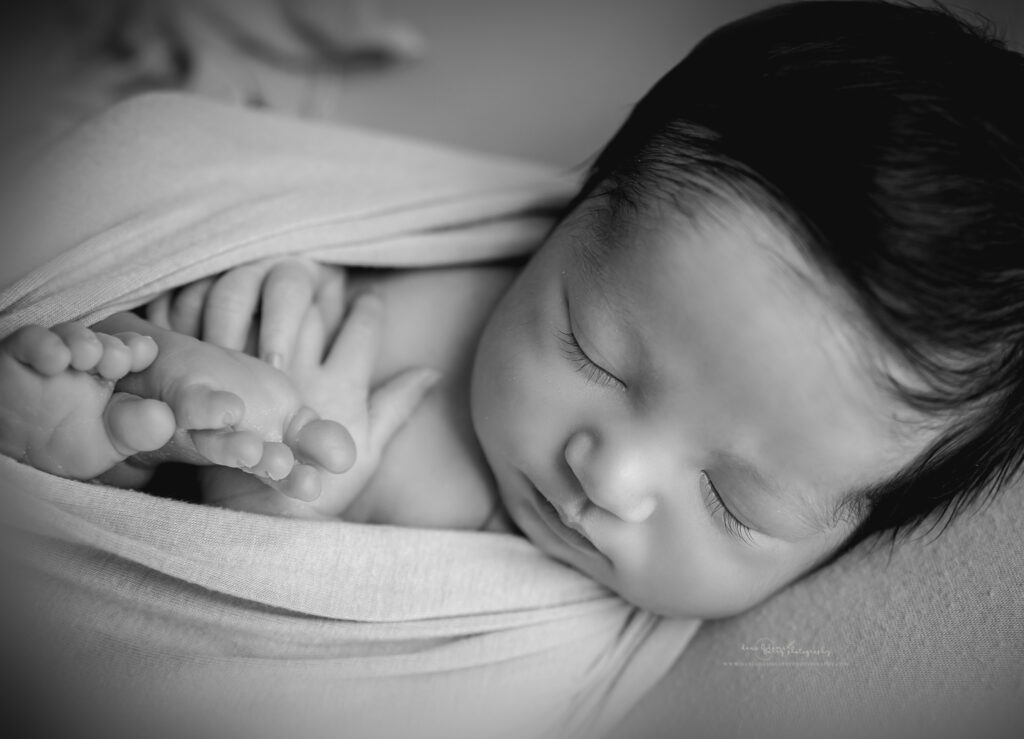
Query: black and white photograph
xmin=0 ymin=1 xmax=1021 ymax=738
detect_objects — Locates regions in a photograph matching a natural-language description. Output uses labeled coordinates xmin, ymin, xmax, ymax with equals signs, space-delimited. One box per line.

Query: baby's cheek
xmin=474 ymin=303 xmax=557 ymax=447
xmin=471 ymin=340 xmax=523 ymax=442
xmin=489 ymin=325 xmax=536 ymax=392
xmin=492 ymin=362 xmax=538 ymax=439
xmin=684 ymin=549 xmax=793 ymax=618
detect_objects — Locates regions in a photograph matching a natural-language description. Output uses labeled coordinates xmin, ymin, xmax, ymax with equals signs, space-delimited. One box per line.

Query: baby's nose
xmin=564 ymin=431 xmax=657 ymax=523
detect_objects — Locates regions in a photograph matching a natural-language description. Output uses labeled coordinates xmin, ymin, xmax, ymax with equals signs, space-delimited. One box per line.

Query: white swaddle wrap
xmin=0 ymin=95 xmax=698 ymax=738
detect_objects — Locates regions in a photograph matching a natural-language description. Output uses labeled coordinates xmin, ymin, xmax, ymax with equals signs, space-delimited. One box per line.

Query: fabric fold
xmin=0 ymin=94 xmax=698 ymax=739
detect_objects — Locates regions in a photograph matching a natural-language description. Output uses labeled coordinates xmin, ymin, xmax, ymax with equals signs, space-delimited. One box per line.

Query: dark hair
xmin=574 ymin=0 xmax=1024 ymax=560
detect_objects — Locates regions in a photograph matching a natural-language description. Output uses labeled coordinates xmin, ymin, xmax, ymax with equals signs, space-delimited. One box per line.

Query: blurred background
xmin=0 ymin=0 xmax=1021 ymax=172
xmin=326 ymin=0 xmax=1024 ymax=166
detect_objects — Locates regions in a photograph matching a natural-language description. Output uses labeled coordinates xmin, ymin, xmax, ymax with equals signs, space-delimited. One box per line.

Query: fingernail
xmin=263 ymin=352 xmax=284 ymax=369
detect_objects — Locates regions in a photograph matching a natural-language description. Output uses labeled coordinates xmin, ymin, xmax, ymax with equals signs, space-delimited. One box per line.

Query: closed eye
xmin=700 ymin=471 xmax=756 ymax=544
xmin=557 ymin=327 xmax=625 ymax=390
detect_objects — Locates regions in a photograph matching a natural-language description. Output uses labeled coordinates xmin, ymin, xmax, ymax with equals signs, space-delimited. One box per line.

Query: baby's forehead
xmin=570 ymin=191 xmax=918 ymax=423
xmin=560 ymin=191 xmax=907 ymax=389
xmin=564 ymin=193 xmax=830 ymax=308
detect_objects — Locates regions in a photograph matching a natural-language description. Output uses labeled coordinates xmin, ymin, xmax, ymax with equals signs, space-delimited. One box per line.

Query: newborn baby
xmin=4 ymin=0 xmax=1024 ymax=620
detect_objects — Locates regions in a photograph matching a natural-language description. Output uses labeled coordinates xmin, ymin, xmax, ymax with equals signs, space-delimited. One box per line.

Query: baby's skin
xmin=144 ymin=257 xmax=513 ymax=527
xmin=0 ymin=294 xmax=438 ymax=510
xmin=1 ymin=199 xmax=932 ymax=620
xmin=0 ymin=322 xmax=177 ymax=482
xmin=149 ymin=208 xmax=927 ymax=620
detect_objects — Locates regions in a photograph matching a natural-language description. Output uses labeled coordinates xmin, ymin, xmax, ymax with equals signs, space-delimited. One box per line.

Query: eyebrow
xmin=567 ymin=208 xmax=642 ymax=322
xmin=571 ymin=210 xmax=616 ymax=284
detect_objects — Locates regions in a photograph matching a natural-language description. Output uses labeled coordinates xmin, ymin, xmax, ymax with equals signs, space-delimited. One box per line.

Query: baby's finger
xmin=324 ymin=291 xmax=384 ymax=389
xmin=367 ymin=367 xmax=441 ymax=452
xmin=168 ymin=277 xmax=215 ymax=338
xmin=146 ymin=292 xmax=173 ymax=329
xmin=290 ymin=304 xmax=325 ymax=375
xmin=259 ymin=260 xmax=316 ymax=368
xmin=202 ymin=263 xmax=267 ymax=351
xmin=314 ymin=266 xmax=347 ymax=343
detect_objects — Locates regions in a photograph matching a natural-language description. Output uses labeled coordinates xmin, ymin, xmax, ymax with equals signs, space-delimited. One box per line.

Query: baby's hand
xmin=148 ymin=257 xmax=438 ymax=517
xmin=204 ymin=289 xmax=439 ymax=518
xmin=147 ymin=258 xmax=346 ymax=369
xmin=281 ymin=289 xmax=440 ymax=516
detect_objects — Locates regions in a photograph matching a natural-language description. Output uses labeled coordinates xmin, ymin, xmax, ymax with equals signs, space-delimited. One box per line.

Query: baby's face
xmin=470 ymin=198 xmax=927 ymax=618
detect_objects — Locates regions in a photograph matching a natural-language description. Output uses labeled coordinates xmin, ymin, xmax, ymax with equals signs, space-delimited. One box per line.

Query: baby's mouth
xmin=532 ymin=485 xmax=597 ymax=553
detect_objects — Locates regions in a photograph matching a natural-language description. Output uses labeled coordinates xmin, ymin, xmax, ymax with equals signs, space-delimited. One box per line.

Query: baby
xmin=4 ymin=0 xmax=1024 ymax=619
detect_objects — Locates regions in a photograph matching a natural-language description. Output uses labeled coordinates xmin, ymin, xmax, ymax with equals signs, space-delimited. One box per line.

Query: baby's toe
xmin=95 ymin=334 xmax=133 ymax=380
xmin=104 ymin=393 xmax=176 ymax=456
xmin=174 ymin=384 xmax=245 ymax=429
xmin=270 ymin=464 xmax=321 ymax=502
xmin=5 ymin=325 xmax=71 ymax=375
xmin=191 ymin=428 xmax=264 ymax=468
xmin=292 ymin=418 xmax=356 ymax=474
xmin=114 ymin=332 xmax=159 ymax=372
xmin=245 ymin=442 xmax=295 ymax=481
xmin=52 ymin=322 xmax=103 ymax=371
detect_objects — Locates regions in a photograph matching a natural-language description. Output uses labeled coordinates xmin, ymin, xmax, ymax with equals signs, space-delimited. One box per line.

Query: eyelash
xmin=557 ymin=328 xmax=624 ymax=389
xmin=700 ymin=471 xmax=755 ymax=544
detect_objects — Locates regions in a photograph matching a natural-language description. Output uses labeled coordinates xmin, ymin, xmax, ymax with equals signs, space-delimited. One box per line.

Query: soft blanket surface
xmin=0 ymin=94 xmax=698 ymax=739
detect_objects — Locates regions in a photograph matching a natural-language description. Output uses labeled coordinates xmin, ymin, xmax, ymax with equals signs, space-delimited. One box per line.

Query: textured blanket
xmin=0 ymin=94 xmax=698 ymax=739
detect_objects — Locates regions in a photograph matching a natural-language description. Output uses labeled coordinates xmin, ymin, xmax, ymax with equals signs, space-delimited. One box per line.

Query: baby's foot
xmin=95 ymin=312 xmax=355 ymax=501
xmin=0 ymin=322 xmax=176 ymax=480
